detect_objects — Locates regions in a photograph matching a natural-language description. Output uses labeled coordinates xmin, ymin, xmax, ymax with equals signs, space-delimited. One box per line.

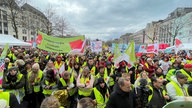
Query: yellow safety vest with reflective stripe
xmin=179 ymin=69 xmax=192 ymax=82
xmin=167 ymin=81 xmax=189 ymax=96
xmin=34 ymin=57 xmax=39 ymax=63
xmin=78 ymin=76 xmax=92 ymax=96
xmin=28 ymin=70 xmax=43 ymax=92
xmin=90 ymin=66 xmax=96 ymax=76
xmin=54 ymin=61 xmax=63 ymax=70
xmin=93 ymin=87 xmax=109 ymax=108
xmin=166 ymin=69 xmax=176 ymax=82
xmin=96 ymin=73 xmax=109 ymax=83
xmin=46 ymin=55 xmax=50 ymax=60
xmin=59 ymin=72 xmax=75 ymax=96
xmin=7 ymin=62 xmax=12 ymax=69
xmin=0 ymin=92 xmax=10 ymax=106
xmin=148 ymin=85 xmax=167 ymax=103
xmin=186 ymin=59 xmax=192 ymax=64
xmin=8 ymin=53 xmax=16 ymax=62
xmin=42 ymin=80 xmax=57 ymax=95
xmin=5 ymin=73 xmax=25 ymax=101
xmin=154 ymin=74 xmax=164 ymax=80
xmin=104 ymin=68 xmax=114 ymax=86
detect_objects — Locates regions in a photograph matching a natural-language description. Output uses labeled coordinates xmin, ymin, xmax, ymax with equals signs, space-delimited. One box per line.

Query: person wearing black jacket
xmin=148 ymin=77 xmax=170 ymax=108
xmin=106 ymin=76 xmax=135 ymax=108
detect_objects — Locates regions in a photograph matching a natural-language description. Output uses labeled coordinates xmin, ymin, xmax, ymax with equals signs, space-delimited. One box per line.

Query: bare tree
xmin=42 ymin=4 xmax=55 ymax=35
xmin=169 ymin=18 xmax=187 ymax=45
xmin=160 ymin=17 xmax=189 ymax=45
xmin=145 ymin=34 xmax=156 ymax=44
xmin=53 ymin=16 xmax=69 ymax=37
xmin=0 ymin=0 xmax=25 ymax=38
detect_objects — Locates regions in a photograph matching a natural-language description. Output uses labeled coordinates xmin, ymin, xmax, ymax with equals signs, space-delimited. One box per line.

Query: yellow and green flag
xmin=125 ymin=40 xmax=136 ymax=66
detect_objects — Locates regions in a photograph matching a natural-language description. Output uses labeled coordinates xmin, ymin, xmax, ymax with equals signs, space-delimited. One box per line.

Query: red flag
xmin=175 ymin=38 xmax=182 ymax=48
xmin=69 ymin=39 xmax=86 ymax=54
xmin=69 ymin=39 xmax=83 ymax=49
xmin=36 ymin=34 xmax=43 ymax=45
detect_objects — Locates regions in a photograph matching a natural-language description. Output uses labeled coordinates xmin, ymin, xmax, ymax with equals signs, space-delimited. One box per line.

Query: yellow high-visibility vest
xmin=104 ymin=68 xmax=114 ymax=86
xmin=93 ymin=87 xmax=109 ymax=108
xmin=78 ymin=75 xmax=92 ymax=96
xmin=167 ymin=81 xmax=189 ymax=96
xmin=0 ymin=92 xmax=10 ymax=106
xmin=180 ymin=69 xmax=192 ymax=82
xmin=42 ymin=80 xmax=57 ymax=95
xmin=28 ymin=70 xmax=43 ymax=92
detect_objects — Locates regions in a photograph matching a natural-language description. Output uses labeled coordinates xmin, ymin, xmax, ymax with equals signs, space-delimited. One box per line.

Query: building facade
xmin=0 ymin=1 xmax=49 ymax=42
xmin=158 ymin=7 xmax=192 ymax=45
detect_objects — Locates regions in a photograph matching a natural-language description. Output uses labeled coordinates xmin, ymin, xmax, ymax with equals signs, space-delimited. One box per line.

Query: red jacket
xmin=143 ymin=63 xmax=155 ymax=78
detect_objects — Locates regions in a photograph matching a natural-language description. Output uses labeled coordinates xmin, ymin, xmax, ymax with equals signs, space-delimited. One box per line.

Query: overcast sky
xmin=29 ymin=0 xmax=192 ymax=41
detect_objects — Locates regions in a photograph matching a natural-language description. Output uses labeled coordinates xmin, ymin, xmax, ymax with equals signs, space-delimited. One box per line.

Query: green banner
xmin=37 ymin=32 xmax=84 ymax=53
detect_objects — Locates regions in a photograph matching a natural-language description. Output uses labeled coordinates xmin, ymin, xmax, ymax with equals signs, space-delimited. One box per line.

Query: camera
xmin=135 ymin=78 xmax=152 ymax=108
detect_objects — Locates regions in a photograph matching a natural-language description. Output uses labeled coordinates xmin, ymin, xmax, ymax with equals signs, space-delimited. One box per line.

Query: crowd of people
xmin=0 ymin=47 xmax=192 ymax=108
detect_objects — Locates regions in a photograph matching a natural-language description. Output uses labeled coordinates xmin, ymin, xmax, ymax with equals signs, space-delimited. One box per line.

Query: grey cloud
xmin=31 ymin=0 xmax=192 ymax=40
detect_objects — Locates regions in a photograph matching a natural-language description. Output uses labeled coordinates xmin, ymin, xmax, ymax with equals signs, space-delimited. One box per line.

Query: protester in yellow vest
xmin=54 ymin=55 xmax=64 ymax=70
xmin=152 ymin=67 xmax=165 ymax=80
xmin=77 ymin=66 xmax=94 ymax=99
xmin=105 ymin=61 xmax=115 ymax=90
xmin=95 ymin=66 xmax=109 ymax=86
xmin=42 ymin=69 xmax=58 ymax=97
xmin=90 ymin=78 xmax=110 ymax=108
xmin=7 ymin=49 xmax=17 ymax=63
xmin=134 ymin=78 xmax=152 ymax=108
xmin=58 ymin=71 xmax=76 ymax=108
xmin=27 ymin=63 xmax=44 ymax=108
xmin=179 ymin=64 xmax=192 ymax=82
xmin=2 ymin=67 xmax=25 ymax=103
xmin=74 ymin=62 xmax=83 ymax=79
xmin=148 ymin=77 xmax=170 ymax=108
xmin=58 ymin=71 xmax=76 ymax=96
xmin=4 ymin=58 xmax=13 ymax=73
xmin=0 ymin=91 xmax=19 ymax=108
xmin=86 ymin=56 xmax=96 ymax=76
xmin=134 ymin=71 xmax=151 ymax=88
xmin=166 ymin=72 xmax=190 ymax=100
xmin=166 ymin=61 xmax=179 ymax=82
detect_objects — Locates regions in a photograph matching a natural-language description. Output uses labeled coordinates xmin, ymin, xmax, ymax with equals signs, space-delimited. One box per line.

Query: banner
xmin=90 ymin=41 xmax=102 ymax=53
xmin=112 ymin=43 xmax=128 ymax=53
xmin=36 ymin=32 xmax=85 ymax=53
xmin=0 ymin=43 xmax=9 ymax=88
xmin=147 ymin=43 xmax=159 ymax=54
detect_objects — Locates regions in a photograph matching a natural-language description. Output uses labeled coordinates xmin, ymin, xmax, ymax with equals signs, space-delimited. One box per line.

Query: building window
xmin=2 ymin=11 xmax=7 ymax=21
xmin=4 ymin=30 xmax=8 ymax=34
xmin=0 ymin=10 xmax=1 ymax=20
xmin=22 ymin=36 xmax=27 ymax=41
xmin=3 ymin=22 xmax=8 ymax=34
xmin=22 ymin=29 xmax=27 ymax=34
xmin=0 ymin=22 xmax=2 ymax=30
xmin=0 ymin=21 xmax=2 ymax=34
xmin=31 ymin=37 xmax=34 ymax=41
